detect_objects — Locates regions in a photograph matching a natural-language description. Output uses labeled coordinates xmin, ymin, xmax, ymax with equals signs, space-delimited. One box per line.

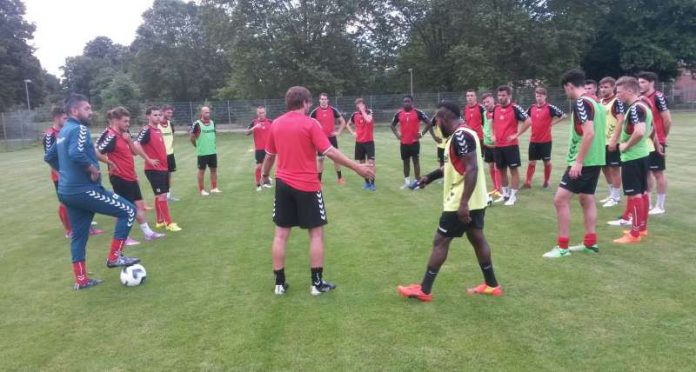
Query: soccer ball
xmin=120 ymin=264 xmax=147 ymax=287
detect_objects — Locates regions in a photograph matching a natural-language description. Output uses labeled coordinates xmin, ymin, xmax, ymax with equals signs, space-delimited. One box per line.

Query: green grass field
xmin=1 ymin=113 xmax=695 ymax=371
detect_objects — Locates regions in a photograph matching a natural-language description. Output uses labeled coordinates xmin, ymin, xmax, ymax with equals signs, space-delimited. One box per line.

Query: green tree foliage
xmin=582 ymin=0 xmax=696 ymax=81
xmin=131 ymin=0 xmax=228 ymax=101
xmin=0 ymin=0 xmax=46 ymax=111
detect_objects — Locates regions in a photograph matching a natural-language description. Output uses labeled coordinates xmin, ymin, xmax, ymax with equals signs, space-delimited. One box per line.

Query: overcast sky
xmin=24 ymin=0 xmax=154 ymax=78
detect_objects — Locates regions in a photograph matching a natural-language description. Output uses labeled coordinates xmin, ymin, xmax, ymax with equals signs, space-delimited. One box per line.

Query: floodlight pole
xmin=408 ymin=68 xmax=414 ymax=97
xmin=24 ymin=79 xmax=32 ymax=110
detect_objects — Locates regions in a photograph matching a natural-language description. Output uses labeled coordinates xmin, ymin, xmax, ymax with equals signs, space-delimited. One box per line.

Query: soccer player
xmin=613 ymin=76 xmax=652 ymax=244
xmin=491 ymin=86 xmax=531 ymax=206
xmin=598 ymin=77 xmax=625 ymax=207
xmin=524 ymin=87 xmax=566 ymax=189
xmin=397 ymin=101 xmax=502 ymax=302
xmin=481 ymin=93 xmax=502 ymax=198
xmin=585 ymin=79 xmax=599 ymax=101
xmin=44 ymin=94 xmax=140 ymax=290
xmin=463 ymin=89 xmax=485 ymax=142
xmin=346 ymin=98 xmax=376 ymax=191
xmin=134 ymin=107 xmax=182 ymax=232
xmin=432 ymin=116 xmax=446 ymax=168
xmin=44 ymin=107 xmax=104 ymax=238
xmin=638 ymin=71 xmax=671 ymax=215
xmin=310 ymin=93 xmax=347 ymax=184
xmin=190 ymin=106 xmax=221 ymax=195
xmin=246 ymin=105 xmax=273 ymax=191
xmin=543 ymin=69 xmax=606 ymax=258
xmin=160 ymin=105 xmax=179 ymax=201
xmin=261 ymin=86 xmax=375 ymax=296
xmin=391 ymin=95 xmax=430 ymax=189
xmin=96 ymin=107 xmax=165 ymax=245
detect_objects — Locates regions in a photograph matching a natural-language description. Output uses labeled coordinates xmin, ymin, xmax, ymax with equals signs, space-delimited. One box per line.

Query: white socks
xmin=657 ymin=193 xmax=666 ymax=209
xmin=140 ymin=222 xmax=154 ymax=236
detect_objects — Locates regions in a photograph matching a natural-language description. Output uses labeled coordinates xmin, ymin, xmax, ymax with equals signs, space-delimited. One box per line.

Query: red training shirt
xmin=310 ymin=106 xmax=342 ymax=137
xmin=392 ymin=108 xmax=429 ymax=145
xmin=643 ymin=91 xmax=669 ymax=144
xmin=527 ymin=103 xmax=565 ymax=143
xmin=265 ymin=111 xmax=333 ymax=192
xmin=350 ymin=110 xmax=375 ymax=143
xmin=96 ymin=127 xmax=138 ymax=181
xmin=135 ymin=124 xmax=168 ymax=171
xmin=248 ymin=118 xmax=273 ymax=150
xmin=463 ymin=103 xmax=485 ymax=140
xmin=492 ymin=103 xmax=528 ymax=147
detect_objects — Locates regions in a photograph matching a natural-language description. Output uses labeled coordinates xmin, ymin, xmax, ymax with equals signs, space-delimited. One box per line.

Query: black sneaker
xmin=74 ymin=278 xmax=103 ymax=291
xmin=106 ymin=255 xmax=140 ymax=268
xmin=310 ymin=280 xmax=336 ymax=296
xmin=274 ymin=283 xmax=289 ymax=295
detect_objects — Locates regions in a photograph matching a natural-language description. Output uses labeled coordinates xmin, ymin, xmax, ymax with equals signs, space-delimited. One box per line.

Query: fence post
xmin=1 ymin=112 xmax=7 ymax=152
xmin=189 ymin=102 xmax=194 ymax=123
xmin=227 ymin=100 xmax=232 ymax=125
xmin=20 ymin=111 xmax=25 ymax=149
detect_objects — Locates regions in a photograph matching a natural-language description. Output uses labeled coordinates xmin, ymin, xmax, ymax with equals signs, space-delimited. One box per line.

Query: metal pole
xmin=24 ymin=81 xmax=31 ymax=110
xmin=20 ymin=112 xmax=25 ymax=149
xmin=189 ymin=101 xmax=194 ymax=123
xmin=227 ymin=100 xmax=232 ymax=125
xmin=1 ymin=112 xmax=7 ymax=152
xmin=409 ymin=68 xmax=414 ymax=97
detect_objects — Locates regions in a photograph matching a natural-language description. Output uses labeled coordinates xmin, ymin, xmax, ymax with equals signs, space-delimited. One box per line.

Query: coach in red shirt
xmin=261 ymin=86 xmax=375 ymax=296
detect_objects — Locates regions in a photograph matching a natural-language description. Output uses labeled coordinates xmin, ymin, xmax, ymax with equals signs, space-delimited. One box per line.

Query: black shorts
xmin=355 ymin=141 xmax=375 ymax=161
xmin=273 ymin=178 xmax=328 ymax=229
xmin=318 ymin=136 xmax=339 ymax=156
xmin=110 ymin=175 xmax=143 ymax=203
xmin=648 ymin=145 xmax=666 ymax=171
xmin=437 ymin=209 xmax=486 ymax=238
xmin=605 ymin=146 xmax=621 ymax=167
xmin=559 ymin=165 xmax=601 ymax=194
xmin=144 ymin=170 xmax=170 ymax=195
xmin=494 ymin=145 xmax=521 ymax=169
xmin=621 ymin=157 xmax=649 ymax=196
xmin=255 ymin=149 xmax=266 ymax=164
xmin=483 ymin=146 xmax=495 ymax=163
xmin=400 ymin=142 xmax=420 ymax=160
xmin=437 ymin=147 xmax=445 ymax=165
xmin=529 ymin=141 xmax=552 ymax=161
xmin=197 ymin=154 xmax=218 ymax=170
xmin=167 ymin=154 xmax=177 ymax=172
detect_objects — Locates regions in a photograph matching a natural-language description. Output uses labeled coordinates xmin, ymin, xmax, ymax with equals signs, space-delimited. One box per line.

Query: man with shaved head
xmin=190 ymin=106 xmax=220 ymax=196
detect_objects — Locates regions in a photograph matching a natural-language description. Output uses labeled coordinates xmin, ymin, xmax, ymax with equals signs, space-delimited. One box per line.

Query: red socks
xmin=489 ymin=167 xmax=497 ymax=190
xmin=155 ymin=199 xmax=172 ymax=224
xmin=629 ymin=197 xmax=643 ymax=237
xmin=255 ymin=167 xmax=261 ymax=185
xmin=58 ymin=204 xmax=71 ymax=233
xmin=544 ymin=163 xmax=552 ymax=184
xmin=211 ymin=178 xmax=217 ymax=189
xmin=494 ymin=167 xmax=502 ymax=190
xmin=621 ymin=202 xmax=631 ymax=220
xmin=525 ymin=164 xmax=536 ymax=185
xmin=198 ymin=178 xmax=204 ymax=191
xmin=557 ymin=236 xmax=569 ymax=249
xmin=583 ymin=233 xmax=597 ymax=247
xmin=108 ymin=239 xmax=125 ymax=262
xmin=641 ymin=193 xmax=649 ymax=232
xmin=72 ymin=261 xmax=88 ymax=286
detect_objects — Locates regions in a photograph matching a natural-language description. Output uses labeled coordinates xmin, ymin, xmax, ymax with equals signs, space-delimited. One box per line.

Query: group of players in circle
xmin=44 ymin=68 xmax=671 ymax=300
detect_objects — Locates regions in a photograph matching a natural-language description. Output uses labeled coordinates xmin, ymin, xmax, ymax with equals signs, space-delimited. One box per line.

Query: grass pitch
xmin=0 ymin=113 xmax=695 ymax=370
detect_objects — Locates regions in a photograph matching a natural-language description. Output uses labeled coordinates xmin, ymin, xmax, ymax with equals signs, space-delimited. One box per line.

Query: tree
xmin=131 ymin=0 xmax=229 ymax=101
xmin=582 ymin=0 xmax=696 ymax=81
xmin=0 ymin=0 xmax=46 ymax=111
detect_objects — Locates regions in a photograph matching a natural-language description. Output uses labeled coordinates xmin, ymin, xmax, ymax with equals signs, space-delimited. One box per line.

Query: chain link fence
xmin=2 ymin=83 xmax=695 ymax=152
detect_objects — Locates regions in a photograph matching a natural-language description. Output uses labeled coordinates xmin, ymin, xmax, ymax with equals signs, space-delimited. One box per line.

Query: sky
xmin=24 ymin=0 xmax=155 ymax=78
